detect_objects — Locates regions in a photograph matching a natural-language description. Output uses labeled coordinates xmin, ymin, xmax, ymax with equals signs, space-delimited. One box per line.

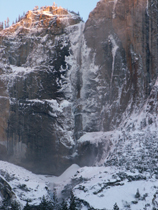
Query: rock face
xmin=0 ymin=1 xmax=158 ymax=175
xmin=0 ymin=176 xmax=16 ymax=203
xmin=82 ymin=0 xmax=158 ymax=132
xmin=0 ymin=6 xmax=82 ymax=175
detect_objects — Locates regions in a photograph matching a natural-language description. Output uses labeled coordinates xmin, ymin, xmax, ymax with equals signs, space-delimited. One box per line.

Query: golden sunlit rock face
xmin=0 ymin=5 xmax=81 ymax=36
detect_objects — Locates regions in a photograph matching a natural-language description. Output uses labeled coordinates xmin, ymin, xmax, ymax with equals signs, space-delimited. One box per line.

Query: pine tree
xmin=69 ymin=192 xmax=77 ymax=210
xmin=33 ymin=6 xmax=39 ymax=11
xmin=53 ymin=188 xmax=59 ymax=210
xmin=113 ymin=202 xmax=119 ymax=210
xmin=38 ymin=196 xmax=53 ymax=210
xmin=60 ymin=199 xmax=68 ymax=210
xmin=4 ymin=20 xmax=6 ymax=28
xmin=1 ymin=197 xmax=11 ymax=209
xmin=135 ymin=189 xmax=140 ymax=199
xmin=7 ymin=17 xmax=9 ymax=27
xmin=18 ymin=15 xmax=21 ymax=22
xmin=23 ymin=201 xmax=31 ymax=210
xmin=10 ymin=200 xmax=21 ymax=210
xmin=0 ymin=22 xmax=3 ymax=29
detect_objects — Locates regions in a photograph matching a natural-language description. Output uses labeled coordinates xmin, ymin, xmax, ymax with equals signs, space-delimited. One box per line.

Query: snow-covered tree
xmin=53 ymin=189 xmax=59 ymax=209
xmin=4 ymin=20 xmax=6 ymax=28
xmin=0 ymin=22 xmax=3 ymax=30
xmin=60 ymin=199 xmax=68 ymax=210
xmin=7 ymin=17 xmax=9 ymax=27
xmin=33 ymin=6 xmax=39 ymax=11
xmin=113 ymin=202 xmax=119 ymax=210
xmin=135 ymin=189 xmax=140 ymax=199
xmin=69 ymin=192 xmax=77 ymax=210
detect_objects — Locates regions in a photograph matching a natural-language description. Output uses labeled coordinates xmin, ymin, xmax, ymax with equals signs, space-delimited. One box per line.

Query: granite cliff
xmin=0 ymin=0 xmax=158 ymax=178
xmin=0 ymin=5 xmax=82 ymax=175
xmin=83 ymin=0 xmax=158 ymax=131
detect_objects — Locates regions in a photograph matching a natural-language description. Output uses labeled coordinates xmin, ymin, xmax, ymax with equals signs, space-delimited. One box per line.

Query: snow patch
xmin=44 ymin=164 xmax=80 ymax=198
xmin=26 ymin=99 xmax=71 ymax=112
xmin=42 ymin=11 xmax=54 ymax=17
xmin=27 ymin=99 xmax=45 ymax=104
xmin=41 ymin=34 xmax=48 ymax=43
xmin=45 ymin=99 xmax=62 ymax=112
xmin=0 ymin=161 xmax=49 ymax=206
xmin=0 ymin=161 xmax=80 ymax=206
xmin=78 ymin=130 xmax=121 ymax=145
xmin=60 ymin=100 xmax=71 ymax=109
xmin=74 ymin=178 xmax=158 ymax=210
xmin=1 ymin=65 xmax=35 ymax=83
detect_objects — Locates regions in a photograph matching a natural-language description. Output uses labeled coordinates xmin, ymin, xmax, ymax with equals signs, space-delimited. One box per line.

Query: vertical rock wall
xmin=0 ymin=8 xmax=82 ymax=175
xmin=82 ymin=0 xmax=158 ymax=131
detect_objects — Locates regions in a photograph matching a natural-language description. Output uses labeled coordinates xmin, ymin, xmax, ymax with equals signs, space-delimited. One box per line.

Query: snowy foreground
xmin=0 ymin=161 xmax=79 ymax=207
xmin=1 ymin=159 xmax=158 ymax=210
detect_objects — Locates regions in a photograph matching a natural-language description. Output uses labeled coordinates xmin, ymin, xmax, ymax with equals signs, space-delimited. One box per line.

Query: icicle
xmin=146 ymin=0 xmax=149 ymax=16
xmin=108 ymin=35 xmax=118 ymax=87
xmin=112 ymin=0 xmax=118 ymax=19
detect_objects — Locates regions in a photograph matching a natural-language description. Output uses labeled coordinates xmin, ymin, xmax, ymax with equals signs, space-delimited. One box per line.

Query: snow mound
xmin=0 ymin=161 xmax=80 ymax=207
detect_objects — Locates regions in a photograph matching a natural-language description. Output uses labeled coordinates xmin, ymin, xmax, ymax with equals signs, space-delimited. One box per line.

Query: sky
xmin=0 ymin=0 xmax=99 ymax=26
